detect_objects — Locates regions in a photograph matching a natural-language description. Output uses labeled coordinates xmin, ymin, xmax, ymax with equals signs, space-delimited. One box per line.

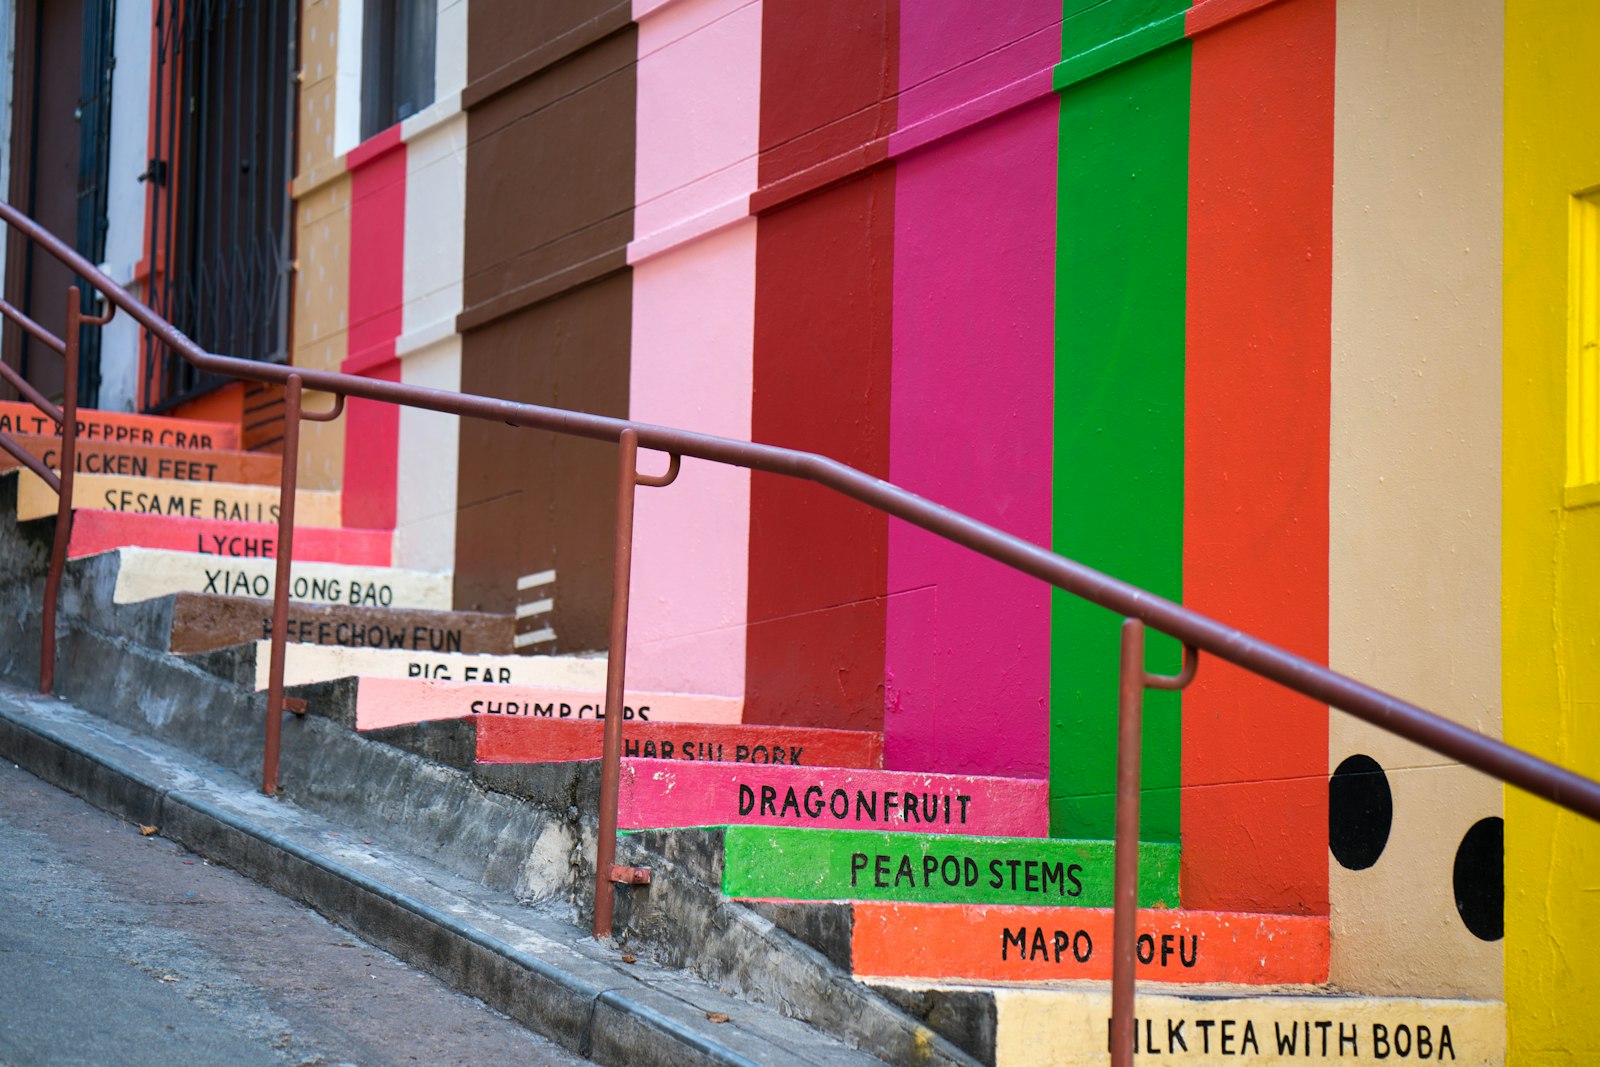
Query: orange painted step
xmin=0 ymin=432 xmax=278 ymax=483
xmin=0 ymin=401 xmax=238 ymax=449
xmin=475 ymin=716 xmax=883 ymax=769
xmin=851 ymin=902 xmax=1329 ymax=986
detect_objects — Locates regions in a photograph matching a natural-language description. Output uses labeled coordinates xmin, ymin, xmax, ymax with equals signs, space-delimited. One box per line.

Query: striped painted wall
xmin=288 ymin=0 xmax=1600 ymax=1048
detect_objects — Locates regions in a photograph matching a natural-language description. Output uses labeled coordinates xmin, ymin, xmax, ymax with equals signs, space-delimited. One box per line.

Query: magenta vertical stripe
xmin=885 ymin=5 xmax=1057 ymax=777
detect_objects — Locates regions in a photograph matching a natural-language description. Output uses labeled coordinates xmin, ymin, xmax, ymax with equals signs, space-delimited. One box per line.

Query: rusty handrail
xmin=4 ymin=198 xmax=1597 ymax=1065
xmin=0 ymin=277 xmax=108 ymax=694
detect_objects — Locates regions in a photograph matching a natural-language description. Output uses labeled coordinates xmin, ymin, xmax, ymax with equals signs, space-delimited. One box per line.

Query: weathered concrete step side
xmin=71 ymin=510 xmax=391 ymax=564
xmin=477 ymin=717 xmax=883 ymax=769
xmin=0 ymin=400 xmax=239 ymax=450
xmin=851 ymin=903 xmax=1329 ymax=985
xmin=111 ymin=548 xmax=449 ymax=610
xmin=873 ymin=984 xmax=1504 ymax=1067
xmin=721 ymin=825 xmax=1179 ymax=908
xmin=619 ymin=761 xmax=1049 ymax=838
xmin=169 ymin=593 xmax=513 ymax=655
xmin=0 ymin=686 xmax=903 ymax=1067
xmin=17 ymin=470 xmax=341 ymax=526
xmin=352 ymin=674 xmax=740 ymax=727
xmin=0 ymin=432 xmax=280 ymax=483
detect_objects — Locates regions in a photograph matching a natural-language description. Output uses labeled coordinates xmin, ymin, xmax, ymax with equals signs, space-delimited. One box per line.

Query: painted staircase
xmin=3 ymin=401 xmax=1507 ymax=1065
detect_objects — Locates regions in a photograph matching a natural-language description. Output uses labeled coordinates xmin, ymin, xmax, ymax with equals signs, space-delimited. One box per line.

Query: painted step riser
xmin=0 ymin=401 xmax=238 ymax=449
xmin=18 ymin=471 xmax=339 ymax=526
xmin=271 ymin=649 xmax=607 ymax=695
xmin=476 ymin=717 xmax=882 ymax=768
xmin=975 ymin=988 xmax=1502 ymax=1066
xmin=169 ymin=594 xmax=512 ymax=656
xmin=111 ymin=549 xmax=449 ymax=611
xmin=722 ymin=826 xmax=1178 ymax=907
xmin=620 ymin=761 xmax=1047 ymax=837
xmin=0 ymin=433 xmax=279 ymax=484
xmin=70 ymin=511 xmax=390 ymax=565
xmin=851 ymin=904 xmax=1327 ymax=985
xmin=352 ymin=675 xmax=738 ymax=729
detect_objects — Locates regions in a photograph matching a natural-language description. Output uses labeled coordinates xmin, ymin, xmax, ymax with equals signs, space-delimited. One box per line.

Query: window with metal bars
xmin=142 ymin=0 xmax=295 ymax=412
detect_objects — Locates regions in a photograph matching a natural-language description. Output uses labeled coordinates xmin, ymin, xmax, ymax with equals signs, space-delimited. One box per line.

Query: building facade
xmin=3 ymin=0 xmax=1597 ymax=1058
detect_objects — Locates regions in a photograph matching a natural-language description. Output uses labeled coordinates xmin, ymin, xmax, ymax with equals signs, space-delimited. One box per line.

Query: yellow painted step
xmin=15 ymin=471 xmax=340 ymax=527
xmin=866 ymin=983 xmax=1503 ymax=1066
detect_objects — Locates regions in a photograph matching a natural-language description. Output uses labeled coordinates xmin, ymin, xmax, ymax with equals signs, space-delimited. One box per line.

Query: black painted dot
xmin=1453 ymin=816 xmax=1504 ymax=942
xmin=1328 ymin=754 xmax=1392 ymax=870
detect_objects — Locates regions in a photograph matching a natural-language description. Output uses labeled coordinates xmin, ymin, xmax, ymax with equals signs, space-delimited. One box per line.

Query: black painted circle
xmin=1453 ymin=816 xmax=1504 ymax=942
xmin=1328 ymin=754 xmax=1393 ymax=870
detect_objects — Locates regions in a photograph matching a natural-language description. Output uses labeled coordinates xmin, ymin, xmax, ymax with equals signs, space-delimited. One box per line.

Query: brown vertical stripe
xmin=745 ymin=0 xmax=897 ymax=730
xmin=456 ymin=2 xmax=635 ymax=649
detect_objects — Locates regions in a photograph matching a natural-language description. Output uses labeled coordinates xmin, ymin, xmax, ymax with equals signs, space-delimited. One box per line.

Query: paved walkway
xmin=0 ymin=759 xmax=593 ymax=1067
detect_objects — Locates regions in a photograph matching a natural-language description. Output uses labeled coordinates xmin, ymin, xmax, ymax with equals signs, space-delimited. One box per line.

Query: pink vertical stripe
xmin=341 ymin=127 xmax=405 ymax=530
xmin=627 ymin=0 xmax=762 ymax=698
xmin=886 ymin=5 xmax=1058 ymax=777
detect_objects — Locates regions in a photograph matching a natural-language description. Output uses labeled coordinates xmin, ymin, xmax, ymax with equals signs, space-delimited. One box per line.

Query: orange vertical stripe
xmin=1182 ymin=0 xmax=1334 ymax=914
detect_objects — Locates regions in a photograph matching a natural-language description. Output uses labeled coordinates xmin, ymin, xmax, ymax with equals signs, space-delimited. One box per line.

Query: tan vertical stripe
xmin=1329 ymin=0 xmax=1503 ymax=997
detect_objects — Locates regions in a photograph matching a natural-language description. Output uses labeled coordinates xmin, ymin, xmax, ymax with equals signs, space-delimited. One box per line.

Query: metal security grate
xmin=143 ymin=0 xmax=296 ymax=412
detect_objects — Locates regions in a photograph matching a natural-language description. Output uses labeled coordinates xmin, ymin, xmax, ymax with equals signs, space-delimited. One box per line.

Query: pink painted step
xmin=69 ymin=511 xmax=391 ymax=566
xmin=354 ymin=675 xmax=741 ymax=731
xmin=0 ymin=400 xmax=239 ymax=450
xmin=617 ymin=759 xmax=1048 ymax=837
xmin=476 ymin=717 xmax=882 ymax=769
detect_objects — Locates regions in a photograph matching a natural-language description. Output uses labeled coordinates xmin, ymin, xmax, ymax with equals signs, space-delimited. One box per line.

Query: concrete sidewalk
xmin=0 ymin=758 xmax=593 ymax=1067
xmin=0 ymin=680 xmax=888 ymax=1067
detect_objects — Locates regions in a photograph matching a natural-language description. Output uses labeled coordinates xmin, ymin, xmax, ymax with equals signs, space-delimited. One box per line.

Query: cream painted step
xmin=248 ymin=641 xmax=609 ymax=691
xmin=864 ymin=982 xmax=1502 ymax=1066
xmin=16 ymin=470 xmax=340 ymax=526
xmin=109 ymin=547 xmax=450 ymax=610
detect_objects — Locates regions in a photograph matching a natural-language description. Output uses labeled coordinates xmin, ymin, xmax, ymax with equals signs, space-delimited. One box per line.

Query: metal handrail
xmin=0 ymin=271 xmax=115 ymax=693
xmin=3 ymin=197 xmax=1596 ymax=1066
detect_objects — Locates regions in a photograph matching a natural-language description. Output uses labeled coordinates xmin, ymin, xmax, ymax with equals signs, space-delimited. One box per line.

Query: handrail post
xmin=1111 ymin=625 xmax=1199 ymax=1066
xmin=40 ymin=286 xmax=84 ymax=694
xmin=1110 ymin=618 xmax=1145 ymax=1067
xmin=262 ymin=373 xmax=305 ymax=795
xmin=594 ymin=428 xmax=662 ymax=938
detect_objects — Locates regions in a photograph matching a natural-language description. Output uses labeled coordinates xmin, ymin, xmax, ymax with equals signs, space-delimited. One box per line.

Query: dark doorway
xmin=4 ymin=0 xmax=90 ymax=405
xmin=144 ymin=0 xmax=296 ymax=412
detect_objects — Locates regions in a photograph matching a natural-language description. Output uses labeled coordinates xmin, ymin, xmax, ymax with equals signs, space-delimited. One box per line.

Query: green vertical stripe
xmin=1052 ymin=32 xmax=1191 ymax=842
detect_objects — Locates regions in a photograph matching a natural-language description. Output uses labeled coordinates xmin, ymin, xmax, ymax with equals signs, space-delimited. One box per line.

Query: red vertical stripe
xmin=745 ymin=0 xmax=897 ymax=730
xmin=1183 ymin=0 xmax=1334 ymax=914
xmin=342 ymin=128 xmax=405 ymax=530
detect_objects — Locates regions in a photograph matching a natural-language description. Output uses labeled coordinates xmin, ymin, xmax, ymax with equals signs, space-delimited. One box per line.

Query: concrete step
xmin=851 ymin=902 xmax=1328 ymax=985
xmin=0 ymin=400 xmax=239 ymax=450
xmin=69 ymin=510 xmax=390 ymax=564
xmin=168 ymin=593 xmax=513 ymax=656
xmin=108 ymin=547 xmax=449 ymax=609
xmin=475 ymin=717 xmax=883 ymax=769
xmin=350 ymin=673 xmax=740 ymax=728
xmin=17 ymin=470 xmax=340 ymax=526
xmin=619 ymin=762 xmax=1049 ymax=837
xmin=719 ymin=825 xmax=1178 ymax=908
xmin=0 ymin=432 xmax=280 ymax=484
xmin=864 ymin=982 xmax=1503 ymax=1066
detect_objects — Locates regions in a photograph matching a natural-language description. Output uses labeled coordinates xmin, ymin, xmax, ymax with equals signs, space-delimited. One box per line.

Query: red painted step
xmin=475 ymin=717 xmax=883 ymax=769
xmin=850 ymin=902 xmax=1329 ymax=985
xmin=0 ymin=400 xmax=238 ymax=449
xmin=617 ymin=759 xmax=1048 ymax=837
xmin=68 ymin=510 xmax=391 ymax=566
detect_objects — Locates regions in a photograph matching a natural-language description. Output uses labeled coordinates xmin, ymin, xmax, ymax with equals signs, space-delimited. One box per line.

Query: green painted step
xmin=721 ymin=825 xmax=1179 ymax=908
